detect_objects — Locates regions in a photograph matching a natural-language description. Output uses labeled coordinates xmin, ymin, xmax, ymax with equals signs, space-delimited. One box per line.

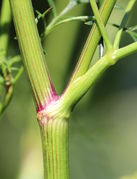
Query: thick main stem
xmin=10 ymin=0 xmax=70 ymax=178
xmin=10 ymin=0 xmax=54 ymax=109
xmin=40 ymin=118 xmax=69 ymax=179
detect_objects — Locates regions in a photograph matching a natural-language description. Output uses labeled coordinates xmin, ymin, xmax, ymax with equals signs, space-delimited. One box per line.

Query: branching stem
xmin=90 ymin=0 xmax=112 ymax=50
xmin=114 ymin=0 xmax=136 ymax=48
xmin=61 ymin=39 xmax=137 ymax=110
xmin=69 ymin=0 xmax=117 ymax=84
xmin=9 ymin=0 xmax=137 ymax=179
xmin=43 ymin=1 xmax=77 ymax=38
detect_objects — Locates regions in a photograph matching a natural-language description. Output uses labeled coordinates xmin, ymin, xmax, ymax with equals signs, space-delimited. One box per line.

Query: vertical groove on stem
xmin=40 ymin=118 xmax=69 ymax=179
xmin=10 ymin=0 xmax=55 ymax=109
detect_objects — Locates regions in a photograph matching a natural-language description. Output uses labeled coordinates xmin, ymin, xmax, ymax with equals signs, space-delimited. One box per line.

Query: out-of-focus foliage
xmin=0 ymin=0 xmax=23 ymax=115
xmin=121 ymin=172 xmax=137 ymax=179
xmin=0 ymin=48 xmax=23 ymax=115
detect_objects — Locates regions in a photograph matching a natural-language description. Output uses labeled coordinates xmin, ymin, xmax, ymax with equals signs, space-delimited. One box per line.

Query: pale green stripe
xmin=69 ymin=0 xmax=117 ymax=84
xmin=10 ymin=0 xmax=52 ymax=106
xmin=41 ymin=118 xmax=69 ymax=179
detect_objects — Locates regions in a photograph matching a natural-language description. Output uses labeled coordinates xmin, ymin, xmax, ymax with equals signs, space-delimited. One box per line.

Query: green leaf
xmin=128 ymin=25 xmax=137 ymax=32
xmin=35 ymin=8 xmax=51 ymax=24
xmin=12 ymin=66 xmax=24 ymax=84
xmin=111 ymin=23 xmax=120 ymax=29
xmin=8 ymin=55 xmax=21 ymax=66
xmin=126 ymin=30 xmax=137 ymax=42
xmin=125 ymin=25 xmax=137 ymax=42
xmin=84 ymin=20 xmax=93 ymax=26
xmin=47 ymin=0 xmax=57 ymax=17
xmin=111 ymin=23 xmax=137 ymax=42
xmin=111 ymin=23 xmax=127 ymax=31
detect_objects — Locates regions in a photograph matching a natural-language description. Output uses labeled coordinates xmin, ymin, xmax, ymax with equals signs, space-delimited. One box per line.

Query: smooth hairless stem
xmin=9 ymin=0 xmax=137 ymax=179
xmin=10 ymin=0 xmax=70 ymax=179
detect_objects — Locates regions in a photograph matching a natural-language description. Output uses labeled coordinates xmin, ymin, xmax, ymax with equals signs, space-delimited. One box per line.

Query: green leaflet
xmin=126 ymin=25 xmax=137 ymax=42
xmin=126 ymin=30 xmax=137 ymax=42
xmin=112 ymin=23 xmax=137 ymax=42
xmin=35 ymin=8 xmax=51 ymax=24
xmin=128 ymin=25 xmax=137 ymax=31
xmin=43 ymin=0 xmax=93 ymax=37
xmin=0 ymin=54 xmax=23 ymax=84
xmin=47 ymin=0 xmax=57 ymax=17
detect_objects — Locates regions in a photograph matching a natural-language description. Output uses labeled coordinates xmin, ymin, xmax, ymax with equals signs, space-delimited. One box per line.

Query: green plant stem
xmin=62 ymin=39 xmax=137 ymax=109
xmin=0 ymin=0 xmax=11 ymax=75
xmin=43 ymin=1 xmax=77 ymax=37
xmin=10 ymin=0 xmax=53 ymax=108
xmin=0 ymin=0 xmax=13 ymax=115
xmin=114 ymin=0 xmax=136 ymax=48
xmin=90 ymin=0 xmax=112 ymax=50
xmin=0 ymin=0 xmax=11 ymax=52
xmin=61 ymin=50 xmax=115 ymax=110
xmin=12 ymin=66 xmax=24 ymax=84
xmin=114 ymin=41 xmax=137 ymax=60
xmin=40 ymin=118 xmax=69 ymax=179
xmin=49 ymin=15 xmax=91 ymax=29
xmin=10 ymin=0 xmax=70 ymax=178
xmin=69 ymin=0 xmax=117 ymax=84
xmin=0 ymin=83 xmax=13 ymax=115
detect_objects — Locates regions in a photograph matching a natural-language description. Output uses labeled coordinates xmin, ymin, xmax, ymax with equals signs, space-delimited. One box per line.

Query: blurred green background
xmin=1 ymin=0 xmax=137 ymax=179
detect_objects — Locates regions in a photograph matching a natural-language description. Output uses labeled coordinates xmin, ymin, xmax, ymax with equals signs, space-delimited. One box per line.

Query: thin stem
xmin=10 ymin=0 xmax=55 ymax=109
xmin=13 ymin=66 xmax=24 ymax=84
xmin=114 ymin=41 xmax=137 ymax=61
xmin=90 ymin=0 xmax=112 ymax=50
xmin=0 ymin=0 xmax=11 ymax=52
xmin=68 ymin=0 xmax=117 ymax=84
xmin=0 ymin=81 xmax=13 ymax=115
xmin=61 ymin=39 xmax=137 ymax=110
xmin=0 ymin=0 xmax=13 ymax=115
xmin=50 ymin=16 xmax=91 ymax=29
xmin=114 ymin=0 xmax=136 ymax=48
xmin=61 ymin=50 xmax=115 ymax=110
xmin=43 ymin=1 xmax=77 ymax=38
